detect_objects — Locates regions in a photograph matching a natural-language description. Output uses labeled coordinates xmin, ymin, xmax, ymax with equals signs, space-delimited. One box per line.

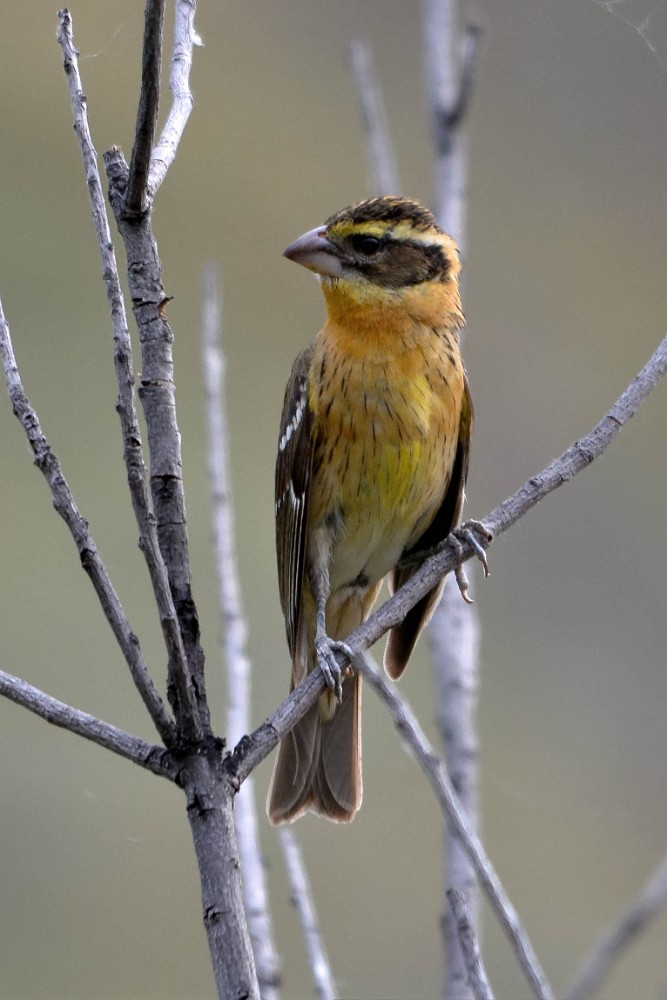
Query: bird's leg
xmin=309 ymin=541 xmax=352 ymax=703
xmin=314 ymin=603 xmax=352 ymax=703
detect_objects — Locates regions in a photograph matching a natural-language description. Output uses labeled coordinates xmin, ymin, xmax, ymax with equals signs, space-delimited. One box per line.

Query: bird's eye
xmin=350 ymin=233 xmax=382 ymax=256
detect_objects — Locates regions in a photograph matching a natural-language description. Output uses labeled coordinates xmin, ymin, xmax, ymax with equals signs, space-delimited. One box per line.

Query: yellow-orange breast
xmin=308 ymin=313 xmax=465 ymax=595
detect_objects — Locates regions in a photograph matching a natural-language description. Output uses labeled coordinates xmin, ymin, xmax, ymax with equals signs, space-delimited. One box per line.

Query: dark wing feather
xmin=275 ymin=347 xmax=315 ymax=660
xmin=384 ymin=372 xmax=474 ymax=679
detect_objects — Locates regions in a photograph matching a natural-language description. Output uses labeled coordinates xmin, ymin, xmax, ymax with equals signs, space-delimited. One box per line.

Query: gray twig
xmin=201 ymin=267 xmax=281 ymax=998
xmin=347 ymin=39 xmax=400 ymax=195
xmin=126 ymin=0 xmax=166 ymax=215
xmin=104 ymin=155 xmax=208 ymax=737
xmin=446 ymin=888 xmax=494 ymax=1000
xmin=0 ymin=295 xmax=175 ymax=747
xmin=56 ymin=7 xmax=197 ymax=746
xmin=430 ymin=578 xmax=481 ymax=998
xmin=278 ymin=828 xmax=337 ymax=1000
xmin=564 ymin=850 xmax=667 ymax=1000
xmin=0 ymin=668 xmax=176 ymax=780
xmin=356 ymin=650 xmax=550 ymax=1000
xmin=149 ymin=0 xmax=200 ymax=198
xmin=423 ymin=0 xmax=483 ymax=242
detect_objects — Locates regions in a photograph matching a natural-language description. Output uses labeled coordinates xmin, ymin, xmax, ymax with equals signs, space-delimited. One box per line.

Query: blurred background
xmin=1 ymin=2 xmax=666 ymax=997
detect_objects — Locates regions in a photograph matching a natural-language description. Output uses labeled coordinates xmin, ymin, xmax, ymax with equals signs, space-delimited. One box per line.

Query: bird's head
xmin=283 ymin=196 xmax=463 ymax=333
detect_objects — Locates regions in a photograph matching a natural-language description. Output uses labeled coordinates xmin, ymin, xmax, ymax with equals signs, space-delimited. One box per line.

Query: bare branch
xmin=0 ymin=296 xmax=175 ymax=747
xmin=56 ymin=8 xmax=202 ymax=746
xmin=182 ymin=753 xmax=260 ymax=1000
xmin=430 ymin=579 xmax=481 ymax=996
xmin=356 ymin=651 xmax=551 ymax=1000
xmin=126 ymin=0 xmax=166 ymax=215
xmin=423 ymin=0 xmax=483 ymax=243
xmin=278 ymin=828 xmax=337 ymax=1000
xmin=149 ymin=0 xmax=200 ymax=198
xmin=347 ymin=39 xmax=400 ymax=195
xmin=104 ymin=146 xmax=207 ymax=739
xmin=201 ymin=270 xmax=250 ymax=751
xmin=424 ymin=23 xmax=482 ymax=975
xmin=565 ymin=850 xmax=667 ymax=1000
xmin=446 ymin=888 xmax=494 ymax=1000
xmin=0 ymin=668 xmax=176 ymax=780
xmin=201 ymin=267 xmax=281 ymax=997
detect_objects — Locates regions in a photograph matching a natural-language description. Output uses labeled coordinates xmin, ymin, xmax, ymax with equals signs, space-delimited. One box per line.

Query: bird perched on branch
xmin=267 ymin=195 xmax=473 ymax=824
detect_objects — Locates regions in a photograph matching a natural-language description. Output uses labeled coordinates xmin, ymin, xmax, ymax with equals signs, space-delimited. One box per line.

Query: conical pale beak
xmin=283 ymin=226 xmax=345 ymax=278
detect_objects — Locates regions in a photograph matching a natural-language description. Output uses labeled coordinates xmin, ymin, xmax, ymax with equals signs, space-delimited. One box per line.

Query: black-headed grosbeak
xmin=267 ymin=196 xmax=472 ymax=824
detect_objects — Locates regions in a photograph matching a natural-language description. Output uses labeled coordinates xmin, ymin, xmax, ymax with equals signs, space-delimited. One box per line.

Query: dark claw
xmin=453 ymin=519 xmax=492 ymax=578
xmin=454 ymin=563 xmax=475 ymax=604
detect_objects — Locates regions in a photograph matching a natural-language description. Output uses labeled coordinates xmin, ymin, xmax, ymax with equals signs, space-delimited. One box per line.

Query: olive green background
xmin=1 ymin=2 xmax=666 ymax=997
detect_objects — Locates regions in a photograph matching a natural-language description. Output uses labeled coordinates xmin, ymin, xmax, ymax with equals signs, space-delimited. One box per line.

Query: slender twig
xmin=430 ymin=578 xmax=481 ymax=995
xmin=356 ymin=650 xmax=551 ymax=1000
xmin=423 ymin=0 xmax=482 ymax=240
xmin=347 ymin=39 xmax=400 ymax=195
xmin=201 ymin=267 xmax=281 ymax=997
xmin=278 ymin=828 xmax=337 ymax=1000
xmin=126 ymin=0 xmax=166 ymax=215
xmin=105 ymin=150 xmax=207 ymax=735
xmin=56 ymin=8 xmax=197 ymax=746
xmin=0 ymin=296 xmax=175 ymax=746
xmin=201 ymin=271 xmax=250 ymax=750
xmin=446 ymin=888 xmax=494 ymax=1000
xmin=564 ymin=851 xmax=667 ymax=1000
xmin=149 ymin=0 xmax=200 ymax=198
xmin=0 ymin=669 xmax=176 ymax=780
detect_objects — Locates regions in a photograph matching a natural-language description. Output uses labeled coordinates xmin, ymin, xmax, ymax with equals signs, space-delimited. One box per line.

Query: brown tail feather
xmin=384 ymin=578 xmax=446 ymax=680
xmin=266 ymin=671 xmax=362 ymax=824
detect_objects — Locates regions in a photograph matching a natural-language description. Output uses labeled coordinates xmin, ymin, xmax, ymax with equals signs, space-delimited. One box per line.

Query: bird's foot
xmin=448 ymin=519 xmax=493 ymax=604
xmin=314 ymin=635 xmax=354 ymax=703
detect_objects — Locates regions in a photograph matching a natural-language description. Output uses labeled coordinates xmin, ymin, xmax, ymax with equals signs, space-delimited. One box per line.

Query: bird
xmin=267 ymin=195 xmax=473 ymax=824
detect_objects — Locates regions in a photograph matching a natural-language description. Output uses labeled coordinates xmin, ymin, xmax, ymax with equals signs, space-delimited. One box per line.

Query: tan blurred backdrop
xmin=1 ymin=2 xmax=666 ymax=998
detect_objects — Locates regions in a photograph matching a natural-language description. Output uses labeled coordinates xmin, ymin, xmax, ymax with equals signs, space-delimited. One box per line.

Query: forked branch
xmin=150 ymin=0 xmax=200 ymax=198
xmin=56 ymin=7 xmax=197 ymax=744
xmin=126 ymin=0 xmax=166 ymax=215
xmin=0 ymin=297 xmax=175 ymax=746
xmin=0 ymin=668 xmax=176 ymax=780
